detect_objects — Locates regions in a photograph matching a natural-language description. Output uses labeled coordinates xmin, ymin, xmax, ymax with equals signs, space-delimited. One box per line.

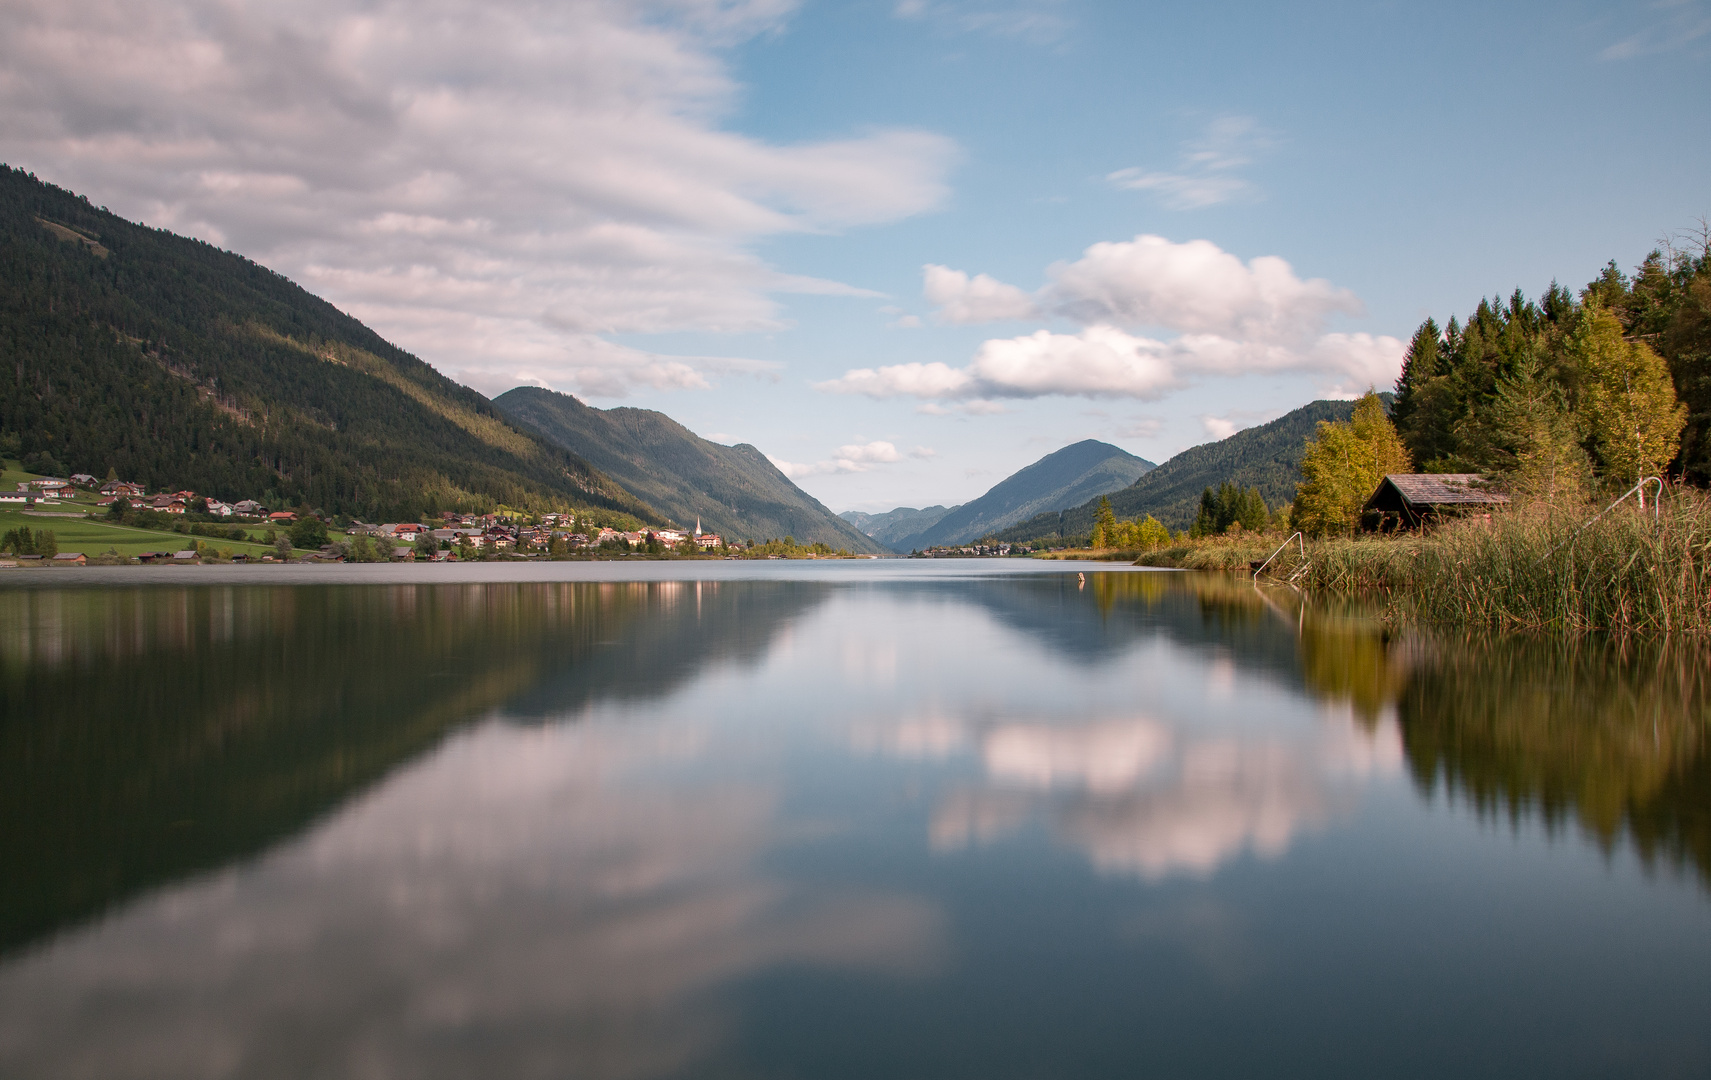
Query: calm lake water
xmin=1 ymin=562 xmax=1708 ymax=1078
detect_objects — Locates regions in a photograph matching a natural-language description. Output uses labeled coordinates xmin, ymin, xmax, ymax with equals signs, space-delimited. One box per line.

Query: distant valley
xmin=844 ymin=440 xmax=1153 ymax=552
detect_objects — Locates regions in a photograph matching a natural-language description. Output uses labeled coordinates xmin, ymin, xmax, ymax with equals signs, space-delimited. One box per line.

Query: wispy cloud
xmin=0 ymin=0 xmax=956 ymax=399
xmin=769 ymin=440 xmax=907 ymax=478
xmin=1598 ymin=0 xmax=1711 ymax=60
xmin=1107 ymin=116 xmax=1270 ymax=211
xmin=892 ymin=0 xmax=1071 ymax=44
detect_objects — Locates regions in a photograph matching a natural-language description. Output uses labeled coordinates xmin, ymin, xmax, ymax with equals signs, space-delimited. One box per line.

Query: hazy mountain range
xmin=839 ymin=506 xmax=957 ymax=548
xmin=992 ymin=399 xmax=1369 ymax=542
xmin=844 ymin=440 xmax=1153 ymax=551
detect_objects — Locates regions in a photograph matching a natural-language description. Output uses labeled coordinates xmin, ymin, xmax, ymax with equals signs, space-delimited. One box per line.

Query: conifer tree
xmin=1090 ymin=496 xmax=1118 ymax=547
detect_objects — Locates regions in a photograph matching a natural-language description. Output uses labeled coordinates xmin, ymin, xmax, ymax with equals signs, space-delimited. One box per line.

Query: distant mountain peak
xmin=888 ymin=440 xmax=1155 ymax=550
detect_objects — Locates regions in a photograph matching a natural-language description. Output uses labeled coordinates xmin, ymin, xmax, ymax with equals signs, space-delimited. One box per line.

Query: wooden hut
xmin=1361 ymin=474 xmax=1508 ymax=531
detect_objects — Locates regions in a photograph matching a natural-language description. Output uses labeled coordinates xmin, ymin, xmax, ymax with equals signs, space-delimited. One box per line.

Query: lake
xmin=1 ymin=561 xmax=1708 ymax=1078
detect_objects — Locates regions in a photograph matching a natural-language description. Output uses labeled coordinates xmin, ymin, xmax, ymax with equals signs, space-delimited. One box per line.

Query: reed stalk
xmin=1130 ymin=486 xmax=1711 ymax=633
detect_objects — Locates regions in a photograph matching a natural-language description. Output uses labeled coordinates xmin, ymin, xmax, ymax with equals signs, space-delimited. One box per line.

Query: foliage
xmin=0 ymin=527 xmax=55 ymax=556
xmin=1392 ymin=229 xmax=1711 ymax=484
xmin=288 ymin=516 xmax=330 ymax=550
xmin=1572 ymin=304 xmax=1687 ymax=484
xmin=1292 ymin=391 xmax=1412 ymax=537
xmin=1457 ymin=345 xmax=1591 ymax=502
xmin=1190 ymin=481 xmax=1268 ymax=538
xmin=736 ymin=537 xmax=848 ymax=558
xmin=1089 ymin=497 xmax=1119 ymax=547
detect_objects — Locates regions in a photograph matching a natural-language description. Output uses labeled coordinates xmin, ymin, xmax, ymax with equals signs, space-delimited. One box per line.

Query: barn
xmin=1361 ymin=474 xmax=1509 ymax=531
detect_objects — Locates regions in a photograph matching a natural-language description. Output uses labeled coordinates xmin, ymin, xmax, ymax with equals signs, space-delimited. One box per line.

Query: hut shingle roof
xmin=1368 ymin=473 xmax=1509 ymax=508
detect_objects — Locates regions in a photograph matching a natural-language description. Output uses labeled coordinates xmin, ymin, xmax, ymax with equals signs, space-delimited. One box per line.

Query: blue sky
xmin=3 ymin=0 xmax=1707 ymax=510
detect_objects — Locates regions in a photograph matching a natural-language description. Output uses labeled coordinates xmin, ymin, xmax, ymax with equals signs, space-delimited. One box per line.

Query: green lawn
xmin=0 ymin=461 xmax=350 ymax=559
xmin=0 ymin=509 xmax=299 ymax=558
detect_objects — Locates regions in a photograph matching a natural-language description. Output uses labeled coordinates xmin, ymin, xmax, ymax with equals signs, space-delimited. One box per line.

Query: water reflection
xmin=0 ymin=581 xmax=817 ymax=955
xmin=0 ymin=570 xmax=1707 ymax=1078
xmin=1396 ymin=633 xmax=1711 ymax=888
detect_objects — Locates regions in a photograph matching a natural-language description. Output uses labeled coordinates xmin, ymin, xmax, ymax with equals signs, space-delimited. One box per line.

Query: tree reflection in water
xmin=1093 ymin=572 xmax=1711 ymax=891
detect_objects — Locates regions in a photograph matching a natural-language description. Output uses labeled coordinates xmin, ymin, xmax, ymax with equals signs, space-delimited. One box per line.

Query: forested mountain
xmin=893 ymin=440 xmax=1154 ymax=549
xmin=840 ymin=505 xmax=956 ymax=548
xmin=0 ymin=167 xmax=651 ymax=522
xmin=993 ymin=400 xmax=1364 ymax=541
xmin=492 ymin=386 xmax=884 ymax=552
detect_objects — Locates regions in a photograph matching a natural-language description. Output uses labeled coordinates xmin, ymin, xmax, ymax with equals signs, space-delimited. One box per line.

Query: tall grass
xmin=1397 ymin=489 xmax=1711 ymax=632
xmin=1131 ymin=486 xmax=1711 ymax=633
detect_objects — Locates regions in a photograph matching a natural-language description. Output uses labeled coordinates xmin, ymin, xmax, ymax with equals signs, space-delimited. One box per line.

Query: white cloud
xmin=768 ymin=440 xmax=905 ymax=478
xmin=1044 ymin=234 xmax=1360 ymax=340
xmin=824 ymin=234 xmax=1404 ymax=404
xmin=1107 ymin=115 xmax=1268 ymax=210
xmin=922 ymin=234 xmax=1360 ymax=340
xmin=0 ymin=0 xmax=955 ymax=398
xmin=922 ymin=264 xmax=1040 ymax=324
xmin=1201 ymin=416 xmax=1238 ymax=440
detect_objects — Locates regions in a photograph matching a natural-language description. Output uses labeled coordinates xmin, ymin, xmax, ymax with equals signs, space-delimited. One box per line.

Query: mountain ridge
xmin=0 ymin=166 xmax=652 ymax=523
xmin=992 ymin=398 xmax=1370 ymax=542
xmin=493 ymin=386 xmax=886 ymax=553
xmin=840 ymin=505 xmax=957 ymax=548
xmin=893 ymin=439 xmax=1155 ymax=549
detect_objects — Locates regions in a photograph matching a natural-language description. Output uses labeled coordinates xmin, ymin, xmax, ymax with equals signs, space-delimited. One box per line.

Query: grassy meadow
xmin=0 ymin=508 xmax=288 ymax=560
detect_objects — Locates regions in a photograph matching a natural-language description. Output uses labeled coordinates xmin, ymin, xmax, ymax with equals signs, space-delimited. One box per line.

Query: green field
xmin=0 ymin=461 xmax=358 ymax=560
xmin=0 ymin=509 xmax=303 ymax=559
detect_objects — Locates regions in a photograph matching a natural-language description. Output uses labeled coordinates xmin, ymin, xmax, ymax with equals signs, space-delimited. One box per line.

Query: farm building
xmin=1361 ymin=474 xmax=1509 ymax=531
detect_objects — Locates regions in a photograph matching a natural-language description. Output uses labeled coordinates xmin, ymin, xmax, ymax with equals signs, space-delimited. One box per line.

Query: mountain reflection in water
xmin=0 ymin=569 xmax=1706 ymax=1079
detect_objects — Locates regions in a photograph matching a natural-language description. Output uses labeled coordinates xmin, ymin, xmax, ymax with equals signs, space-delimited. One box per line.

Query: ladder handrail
xmin=1534 ymin=476 xmax=1663 ymax=567
xmin=1254 ymin=532 xmax=1307 ymax=581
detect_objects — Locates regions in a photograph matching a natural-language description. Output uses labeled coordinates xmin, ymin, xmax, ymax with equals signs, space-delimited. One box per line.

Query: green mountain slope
xmin=898 ymin=439 xmax=1155 ymax=549
xmin=994 ymin=399 xmax=1365 ymax=541
xmin=0 ymin=166 xmax=651 ymax=522
xmin=492 ymin=386 xmax=886 ymax=553
xmin=840 ymin=505 xmax=957 ymax=549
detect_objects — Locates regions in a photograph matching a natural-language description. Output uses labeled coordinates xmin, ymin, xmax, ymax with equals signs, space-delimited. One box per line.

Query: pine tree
xmin=1091 ymin=496 xmax=1118 ymax=547
xmin=1477 ymin=348 xmax=1590 ymax=503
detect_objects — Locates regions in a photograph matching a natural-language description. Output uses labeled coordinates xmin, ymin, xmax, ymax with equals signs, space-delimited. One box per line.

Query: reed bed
xmin=1129 ymin=486 xmax=1711 ymax=633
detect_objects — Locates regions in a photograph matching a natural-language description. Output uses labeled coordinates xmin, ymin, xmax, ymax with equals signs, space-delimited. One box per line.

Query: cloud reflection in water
xmin=0 ymin=715 xmax=943 ymax=1080
xmin=868 ymin=695 xmax=1401 ymax=881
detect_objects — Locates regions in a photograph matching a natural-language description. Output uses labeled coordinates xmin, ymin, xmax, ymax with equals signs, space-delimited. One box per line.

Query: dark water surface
xmin=1 ymin=563 xmax=1708 ymax=1078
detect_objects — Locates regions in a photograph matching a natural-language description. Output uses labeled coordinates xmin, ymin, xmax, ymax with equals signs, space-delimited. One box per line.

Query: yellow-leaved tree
xmin=1291 ymin=391 xmax=1413 ymax=537
xmin=1572 ymin=304 xmax=1686 ymax=486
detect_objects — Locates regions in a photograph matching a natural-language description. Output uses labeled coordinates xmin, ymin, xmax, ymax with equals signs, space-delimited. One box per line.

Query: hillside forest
xmin=0 ymin=167 xmax=651 ymax=524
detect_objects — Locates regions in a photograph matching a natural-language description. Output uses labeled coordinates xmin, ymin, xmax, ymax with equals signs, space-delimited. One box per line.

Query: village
xmin=1 ymin=471 xmax=734 ymax=565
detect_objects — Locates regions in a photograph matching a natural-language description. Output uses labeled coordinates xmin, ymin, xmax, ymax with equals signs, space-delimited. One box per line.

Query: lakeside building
xmin=1361 ymin=474 xmax=1510 ymax=531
